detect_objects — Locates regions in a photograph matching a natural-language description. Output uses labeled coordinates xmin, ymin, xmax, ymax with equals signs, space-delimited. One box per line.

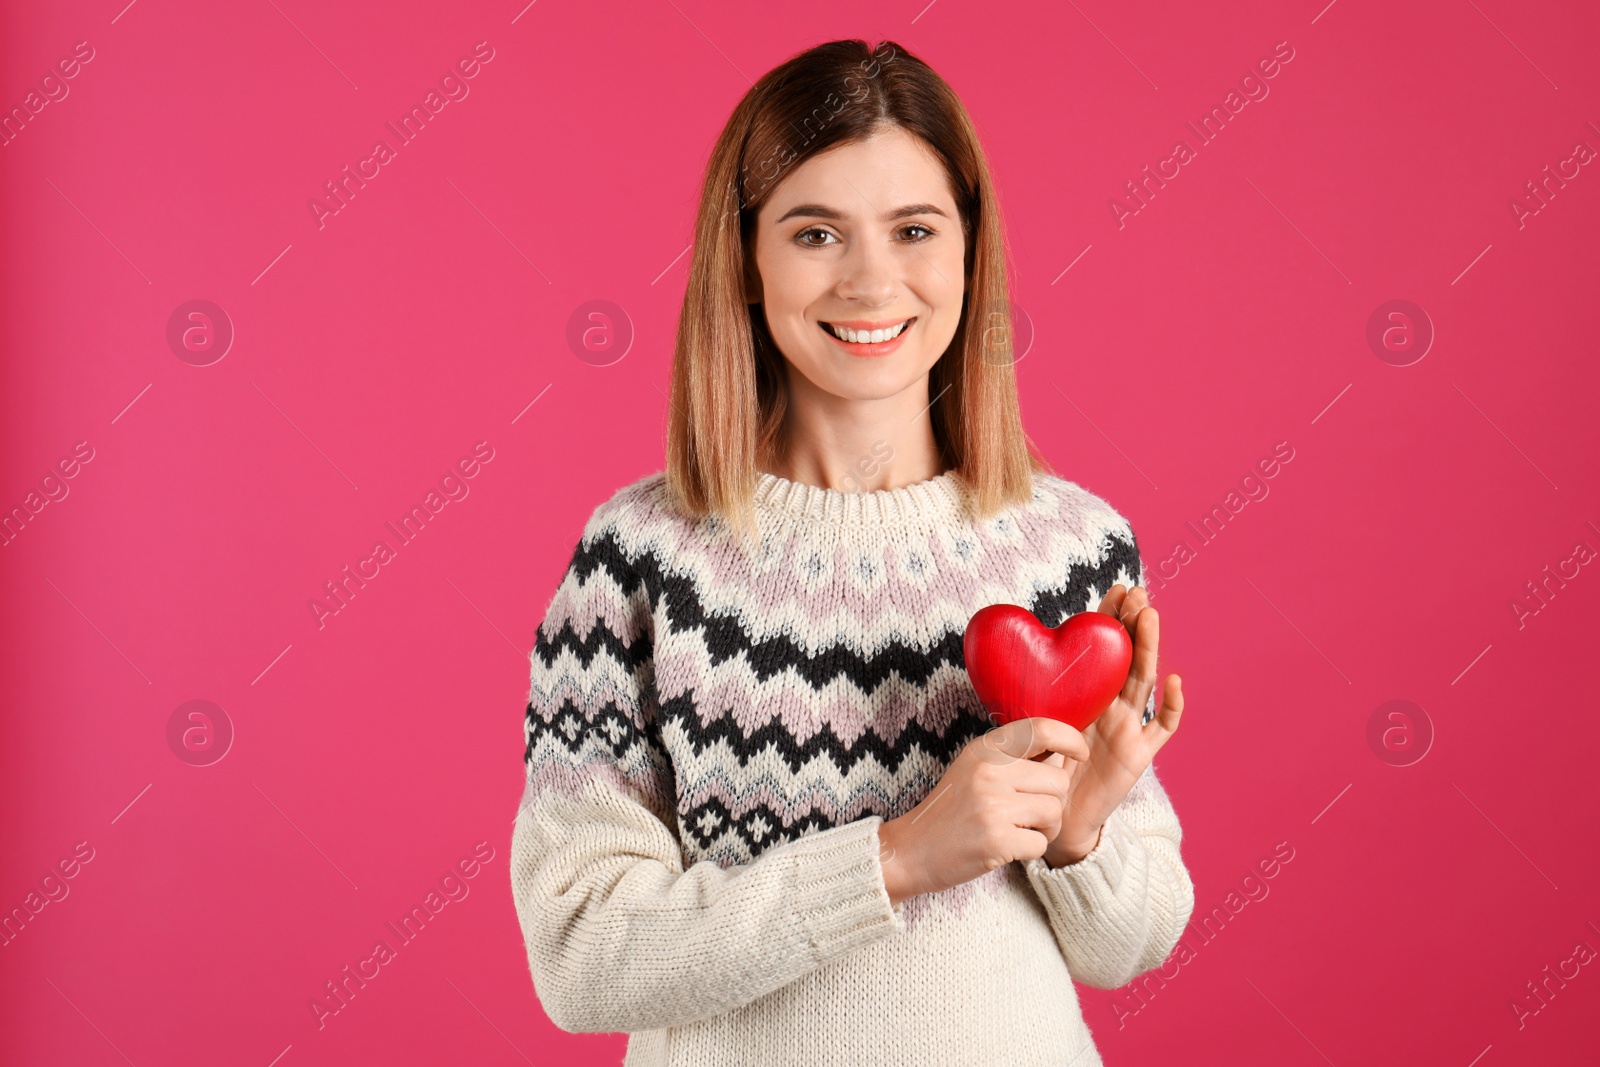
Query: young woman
xmin=512 ymin=38 xmax=1192 ymax=1066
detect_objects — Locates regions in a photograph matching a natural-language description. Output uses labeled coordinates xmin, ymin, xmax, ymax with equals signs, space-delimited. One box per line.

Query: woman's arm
xmin=1022 ymin=542 xmax=1196 ymax=989
xmin=1021 ymin=756 xmax=1195 ymax=989
xmin=510 ymin=525 xmax=904 ymax=1034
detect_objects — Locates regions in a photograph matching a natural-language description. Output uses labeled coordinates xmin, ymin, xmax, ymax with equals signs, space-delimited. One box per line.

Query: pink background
xmin=3 ymin=0 xmax=1598 ymax=1063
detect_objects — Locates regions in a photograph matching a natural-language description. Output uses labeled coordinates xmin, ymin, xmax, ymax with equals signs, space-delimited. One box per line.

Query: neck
xmin=766 ymin=368 xmax=947 ymax=493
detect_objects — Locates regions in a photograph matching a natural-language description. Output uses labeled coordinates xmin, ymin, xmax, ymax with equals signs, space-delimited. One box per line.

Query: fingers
xmin=1121 ymin=603 xmax=1160 ymax=709
xmin=1006 ymin=791 xmax=1065 ymax=853
xmin=1098 ymin=583 xmax=1148 ymax=638
xmin=1002 ymin=825 xmax=1054 ymax=864
xmin=1116 ymin=585 xmax=1150 ymax=633
xmin=1144 ymin=674 xmax=1184 ymax=752
xmin=1095 ymin=584 xmax=1128 ymax=616
xmin=1006 ymin=759 xmax=1077 ymax=803
xmin=985 ymin=716 xmax=1088 ymax=767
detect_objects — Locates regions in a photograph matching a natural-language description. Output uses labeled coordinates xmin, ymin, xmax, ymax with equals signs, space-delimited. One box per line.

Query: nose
xmin=833 ymin=236 xmax=898 ymax=307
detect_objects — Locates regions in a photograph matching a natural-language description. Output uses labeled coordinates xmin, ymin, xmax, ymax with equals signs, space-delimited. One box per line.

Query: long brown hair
xmin=665 ymin=38 xmax=1052 ymax=539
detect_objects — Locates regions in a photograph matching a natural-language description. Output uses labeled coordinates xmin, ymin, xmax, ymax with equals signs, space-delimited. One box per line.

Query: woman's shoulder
xmin=1023 ymin=471 xmax=1138 ymax=543
xmin=566 ymin=469 xmax=689 ymax=578
xmin=1018 ymin=472 xmax=1146 ymax=591
xmin=578 ymin=469 xmax=672 ymax=540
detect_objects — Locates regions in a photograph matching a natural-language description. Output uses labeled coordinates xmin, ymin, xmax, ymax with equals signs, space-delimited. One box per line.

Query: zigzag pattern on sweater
xmin=522 ymin=470 xmax=1148 ymax=879
xmin=536 ymin=526 xmax=1139 ymax=696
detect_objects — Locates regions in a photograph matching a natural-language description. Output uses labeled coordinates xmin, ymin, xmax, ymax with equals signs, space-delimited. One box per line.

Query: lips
xmin=817 ymin=316 xmax=916 ymax=347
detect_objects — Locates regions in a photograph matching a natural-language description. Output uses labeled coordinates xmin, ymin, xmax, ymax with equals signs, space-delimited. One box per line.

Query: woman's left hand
xmin=1037 ymin=584 xmax=1184 ymax=867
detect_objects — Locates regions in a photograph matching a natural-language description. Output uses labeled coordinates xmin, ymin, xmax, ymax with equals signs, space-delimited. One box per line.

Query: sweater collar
xmin=752 ymin=467 xmax=971 ymax=528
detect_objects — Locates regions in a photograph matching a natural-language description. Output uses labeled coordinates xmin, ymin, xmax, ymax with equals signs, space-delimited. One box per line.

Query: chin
xmin=820 ymin=371 xmax=925 ymax=403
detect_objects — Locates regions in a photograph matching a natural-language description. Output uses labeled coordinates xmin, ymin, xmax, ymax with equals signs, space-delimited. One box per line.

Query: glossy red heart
xmin=963 ymin=604 xmax=1133 ymax=732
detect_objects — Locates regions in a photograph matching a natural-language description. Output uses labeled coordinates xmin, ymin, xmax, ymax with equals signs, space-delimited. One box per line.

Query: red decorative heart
xmin=963 ymin=604 xmax=1133 ymax=732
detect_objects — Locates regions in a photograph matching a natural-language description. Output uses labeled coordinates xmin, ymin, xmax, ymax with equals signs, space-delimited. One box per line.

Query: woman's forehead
xmin=759 ymin=132 xmax=956 ymax=221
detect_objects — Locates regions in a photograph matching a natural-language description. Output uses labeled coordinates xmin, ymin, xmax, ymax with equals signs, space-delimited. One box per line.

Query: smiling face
xmin=745 ymin=125 xmax=968 ymax=408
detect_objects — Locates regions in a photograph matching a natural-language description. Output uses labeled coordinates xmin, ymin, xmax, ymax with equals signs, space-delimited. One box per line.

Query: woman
xmin=511 ymin=38 xmax=1192 ymax=1066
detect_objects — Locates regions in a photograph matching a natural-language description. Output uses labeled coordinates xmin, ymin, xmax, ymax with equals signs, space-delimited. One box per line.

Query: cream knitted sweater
xmin=510 ymin=467 xmax=1195 ymax=1066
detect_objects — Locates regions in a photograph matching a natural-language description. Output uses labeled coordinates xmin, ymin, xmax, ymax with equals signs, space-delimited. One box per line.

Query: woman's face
xmin=746 ymin=126 xmax=967 ymax=405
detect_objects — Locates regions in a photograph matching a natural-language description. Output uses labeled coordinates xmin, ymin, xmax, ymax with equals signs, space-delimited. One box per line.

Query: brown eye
xmin=796 ymin=227 xmax=838 ymax=247
xmin=901 ymin=224 xmax=935 ymax=241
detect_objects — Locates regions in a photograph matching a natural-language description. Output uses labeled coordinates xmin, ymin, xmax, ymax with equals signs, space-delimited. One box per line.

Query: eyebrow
xmin=774 ymin=202 xmax=950 ymax=224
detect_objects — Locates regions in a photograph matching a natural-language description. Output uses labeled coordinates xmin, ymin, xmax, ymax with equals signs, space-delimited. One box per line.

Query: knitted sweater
xmin=510 ymin=467 xmax=1195 ymax=1066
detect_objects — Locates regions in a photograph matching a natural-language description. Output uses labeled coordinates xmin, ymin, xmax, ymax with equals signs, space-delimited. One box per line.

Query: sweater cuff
xmin=786 ymin=815 xmax=906 ymax=962
xmin=1023 ymin=808 xmax=1141 ymax=916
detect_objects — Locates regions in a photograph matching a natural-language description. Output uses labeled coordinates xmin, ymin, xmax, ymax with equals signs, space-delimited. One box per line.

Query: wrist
xmin=1045 ymin=823 xmax=1103 ymax=868
xmin=875 ymin=817 xmax=915 ymax=906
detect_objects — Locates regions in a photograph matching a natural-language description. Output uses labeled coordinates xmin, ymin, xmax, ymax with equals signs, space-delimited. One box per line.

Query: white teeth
xmin=826 ymin=319 xmax=910 ymax=344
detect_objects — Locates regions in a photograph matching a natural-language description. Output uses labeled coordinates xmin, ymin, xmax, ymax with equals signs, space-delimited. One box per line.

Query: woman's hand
xmin=1038 ymin=584 xmax=1184 ymax=868
xmin=876 ymin=718 xmax=1089 ymax=906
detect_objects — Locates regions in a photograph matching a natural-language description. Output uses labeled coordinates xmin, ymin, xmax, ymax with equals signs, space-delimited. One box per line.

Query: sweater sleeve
xmin=510 ymin=522 xmax=906 ymax=1035
xmin=1020 ymin=544 xmax=1195 ymax=988
xmin=1021 ymin=761 xmax=1194 ymax=989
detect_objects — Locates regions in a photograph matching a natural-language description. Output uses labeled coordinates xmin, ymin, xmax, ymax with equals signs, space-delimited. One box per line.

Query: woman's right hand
xmin=876 ymin=718 xmax=1089 ymax=906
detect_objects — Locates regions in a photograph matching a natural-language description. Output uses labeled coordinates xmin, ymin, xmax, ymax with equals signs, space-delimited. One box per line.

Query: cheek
xmin=759 ymin=255 xmax=824 ymax=321
xmin=913 ymin=246 xmax=966 ymax=306
xmin=760 ymin=299 xmax=822 ymax=370
xmin=767 ymin=301 xmax=814 ymax=351
xmin=908 ymin=256 xmax=966 ymax=366
xmin=939 ymin=246 xmax=967 ymax=298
